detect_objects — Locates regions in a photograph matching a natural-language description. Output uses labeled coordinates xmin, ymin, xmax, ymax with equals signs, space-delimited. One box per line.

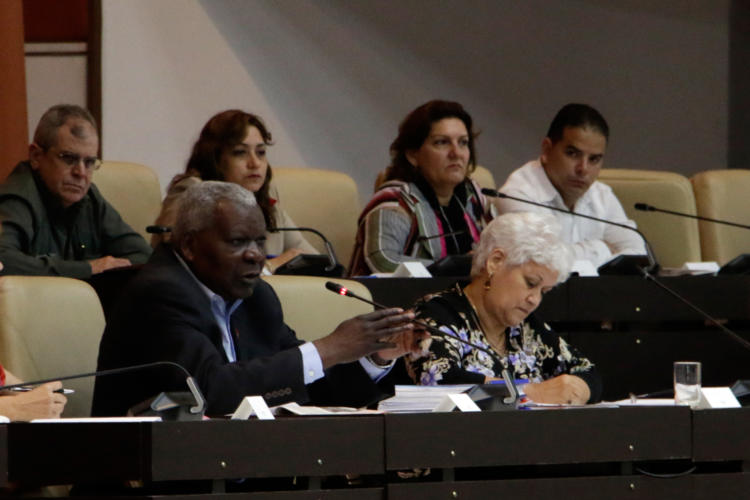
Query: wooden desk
xmin=3 ymin=408 xmax=749 ymax=498
xmin=5 ymin=417 xmax=382 ymax=487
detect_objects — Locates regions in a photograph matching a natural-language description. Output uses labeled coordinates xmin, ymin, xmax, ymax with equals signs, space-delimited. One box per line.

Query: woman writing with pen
xmin=406 ymin=212 xmax=602 ymax=405
xmin=0 ymin=363 xmax=67 ymax=421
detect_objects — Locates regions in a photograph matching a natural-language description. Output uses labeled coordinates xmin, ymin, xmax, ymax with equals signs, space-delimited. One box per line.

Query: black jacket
xmin=92 ymin=245 xmax=385 ymax=416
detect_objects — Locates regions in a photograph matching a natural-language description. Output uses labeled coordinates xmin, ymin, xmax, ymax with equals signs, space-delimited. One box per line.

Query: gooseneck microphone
xmin=146 ymin=225 xmax=171 ymax=234
xmin=270 ymin=226 xmax=340 ymax=272
xmin=639 ymin=276 xmax=750 ymax=351
xmin=412 ymin=230 xmax=466 ymax=258
xmin=416 ymin=230 xmax=465 ymax=242
xmin=325 ymin=281 xmax=504 ymax=364
xmin=481 ymin=188 xmax=658 ymax=273
xmin=481 ymin=190 xmax=750 ymax=353
xmin=634 ymin=203 xmax=750 ymax=230
xmin=2 ymin=361 xmax=206 ymax=416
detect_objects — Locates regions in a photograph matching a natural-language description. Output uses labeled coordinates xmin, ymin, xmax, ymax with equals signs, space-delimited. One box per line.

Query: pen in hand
xmin=8 ymin=386 xmax=74 ymax=395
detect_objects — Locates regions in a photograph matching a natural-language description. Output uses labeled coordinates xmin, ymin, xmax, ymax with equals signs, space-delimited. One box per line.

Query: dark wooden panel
xmin=385 ymin=407 xmax=691 ymax=470
xmin=388 ymin=475 xmax=696 ymax=500
xmin=567 ymin=327 xmax=750 ymax=401
xmin=150 ymin=417 xmax=384 ymax=481
xmin=693 ymin=408 xmax=750 ymax=461
xmin=360 ymin=275 xmax=750 ymax=322
xmin=690 ymin=472 xmax=750 ymax=498
xmin=0 ymin=425 xmax=7 ymax=488
xmin=23 ymin=0 xmax=89 ymax=42
xmin=7 ymin=422 xmax=146 ymax=485
xmin=163 ymin=489 xmax=384 ymax=500
xmin=566 ymin=275 xmax=750 ymax=322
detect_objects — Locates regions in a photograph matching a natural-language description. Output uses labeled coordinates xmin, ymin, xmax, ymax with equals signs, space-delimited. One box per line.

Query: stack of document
xmin=378 ymin=385 xmax=475 ymax=413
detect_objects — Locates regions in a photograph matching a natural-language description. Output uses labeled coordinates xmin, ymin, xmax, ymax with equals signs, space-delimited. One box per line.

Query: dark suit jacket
xmin=92 ymin=245 xmax=385 ymax=416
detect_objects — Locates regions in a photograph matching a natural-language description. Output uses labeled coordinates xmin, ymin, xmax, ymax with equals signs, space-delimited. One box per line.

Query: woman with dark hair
xmin=152 ymin=110 xmax=316 ymax=273
xmin=349 ymin=100 xmax=495 ymax=275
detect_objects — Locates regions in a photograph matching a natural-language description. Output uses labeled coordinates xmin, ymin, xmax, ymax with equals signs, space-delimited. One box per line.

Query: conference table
xmin=2 ymin=407 xmax=749 ymax=498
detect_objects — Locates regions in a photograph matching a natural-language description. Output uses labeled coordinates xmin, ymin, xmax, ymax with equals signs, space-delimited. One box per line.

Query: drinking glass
xmin=674 ymin=361 xmax=701 ymax=408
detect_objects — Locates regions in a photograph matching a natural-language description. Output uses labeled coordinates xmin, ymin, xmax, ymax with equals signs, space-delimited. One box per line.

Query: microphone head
xmin=146 ymin=225 xmax=172 ymax=234
xmin=325 ymin=281 xmax=349 ymax=296
xmin=480 ymin=187 xmax=502 ymax=197
xmin=634 ymin=203 xmax=654 ymax=211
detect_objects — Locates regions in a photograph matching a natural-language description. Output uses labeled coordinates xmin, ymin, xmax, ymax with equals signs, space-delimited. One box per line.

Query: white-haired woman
xmin=407 ymin=212 xmax=601 ymax=404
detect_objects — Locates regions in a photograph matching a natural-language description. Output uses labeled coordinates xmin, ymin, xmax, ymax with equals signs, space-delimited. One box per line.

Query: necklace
xmin=464 ymin=288 xmax=507 ymax=356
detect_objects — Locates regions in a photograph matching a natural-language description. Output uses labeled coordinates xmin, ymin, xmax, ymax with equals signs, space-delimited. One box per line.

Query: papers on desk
xmin=31 ymin=416 xmax=163 ymax=423
xmin=610 ymin=398 xmax=676 ymax=406
xmin=273 ymin=402 xmax=381 ymax=416
xmin=658 ymin=261 xmax=720 ymax=276
xmin=377 ymin=385 xmax=474 ymax=413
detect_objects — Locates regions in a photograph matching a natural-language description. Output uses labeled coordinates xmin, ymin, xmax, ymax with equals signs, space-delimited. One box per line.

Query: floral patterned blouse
xmin=406 ymin=285 xmax=602 ymax=402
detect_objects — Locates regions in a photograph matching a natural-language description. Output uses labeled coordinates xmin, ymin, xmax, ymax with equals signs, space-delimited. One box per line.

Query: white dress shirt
xmin=496 ymin=160 xmax=646 ymax=267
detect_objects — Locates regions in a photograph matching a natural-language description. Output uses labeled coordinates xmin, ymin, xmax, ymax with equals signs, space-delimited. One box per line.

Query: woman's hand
xmin=0 ymin=381 xmax=67 ymax=421
xmin=524 ymin=374 xmax=590 ymax=405
xmin=267 ymin=248 xmax=306 ymax=273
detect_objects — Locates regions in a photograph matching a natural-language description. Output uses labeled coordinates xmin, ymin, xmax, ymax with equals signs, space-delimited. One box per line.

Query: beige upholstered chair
xmin=468 ymin=165 xmax=497 ymax=190
xmin=598 ymin=168 xmax=702 ymax=268
xmin=262 ymin=276 xmax=373 ymax=342
xmin=0 ymin=276 xmax=106 ymax=417
xmin=691 ymin=169 xmax=750 ymax=265
xmin=93 ymin=161 xmax=162 ymax=240
xmin=271 ymin=167 xmax=360 ymax=267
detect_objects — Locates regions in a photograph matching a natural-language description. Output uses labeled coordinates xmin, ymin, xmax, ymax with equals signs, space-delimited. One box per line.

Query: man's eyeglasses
xmin=52 ymin=150 xmax=102 ymax=171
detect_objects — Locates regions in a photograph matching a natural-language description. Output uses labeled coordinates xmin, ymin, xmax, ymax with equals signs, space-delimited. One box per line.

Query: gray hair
xmin=33 ymin=104 xmax=98 ymax=150
xmin=470 ymin=212 xmax=573 ymax=284
xmin=172 ymin=181 xmax=259 ymax=244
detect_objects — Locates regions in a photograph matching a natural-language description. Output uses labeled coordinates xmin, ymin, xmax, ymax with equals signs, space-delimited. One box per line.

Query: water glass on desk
xmin=674 ymin=361 xmax=701 ymax=408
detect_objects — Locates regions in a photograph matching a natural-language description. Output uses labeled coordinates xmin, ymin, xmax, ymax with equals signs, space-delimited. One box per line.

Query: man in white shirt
xmin=496 ymin=103 xmax=645 ymax=267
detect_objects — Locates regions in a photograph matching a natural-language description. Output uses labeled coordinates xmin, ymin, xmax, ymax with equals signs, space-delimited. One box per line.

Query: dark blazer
xmin=92 ymin=245 xmax=384 ymax=416
xmin=0 ymin=162 xmax=151 ymax=278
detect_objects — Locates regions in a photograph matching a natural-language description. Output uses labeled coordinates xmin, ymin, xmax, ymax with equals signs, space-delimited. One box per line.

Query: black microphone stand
xmin=483 ymin=189 xmax=750 ymax=354
xmin=270 ymin=226 xmax=340 ymax=272
xmin=635 ymin=203 xmax=750 ymax=230
xmin=3 ymin=361 xmax=206 ymax=417
xmin=482 ymin=188 xmax=658 ymax=273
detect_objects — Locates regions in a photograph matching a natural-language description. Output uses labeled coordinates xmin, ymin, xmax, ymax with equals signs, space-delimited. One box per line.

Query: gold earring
xmin=484 ymin=272 xmax=493 ymax=290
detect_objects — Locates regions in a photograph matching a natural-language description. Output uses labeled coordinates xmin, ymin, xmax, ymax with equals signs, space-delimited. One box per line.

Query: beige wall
xmin=101 ymin=0 xmax=730 ymax=201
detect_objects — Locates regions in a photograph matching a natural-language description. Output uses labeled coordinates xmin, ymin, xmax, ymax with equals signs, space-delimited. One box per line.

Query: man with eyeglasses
xmin=0 ymin=104 xmax=151 ymax=278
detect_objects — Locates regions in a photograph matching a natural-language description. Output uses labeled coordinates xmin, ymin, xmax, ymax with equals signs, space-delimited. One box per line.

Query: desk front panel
xmin=693 ymin=408 xmax=750 ymax=462
xmin=7 ymin=422 xmax=146 ymax=485
xmin=0 ymin=425 xmax=6 ymax=488
xmin=385 ymin=407 xmax=691 ymax=470
xmin=387 ymin=473 xmax=750 ymax=500
xmin=149 ymin=417 xmax=384 ymax=481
